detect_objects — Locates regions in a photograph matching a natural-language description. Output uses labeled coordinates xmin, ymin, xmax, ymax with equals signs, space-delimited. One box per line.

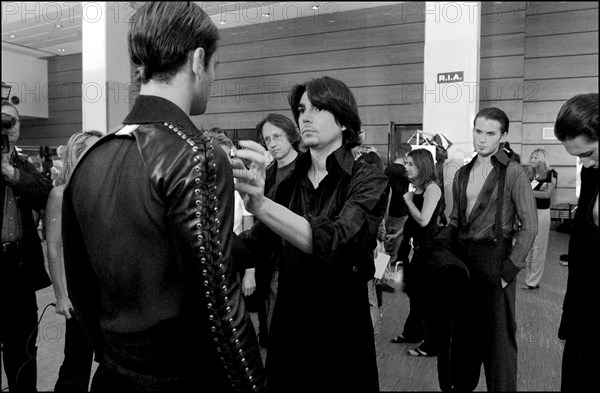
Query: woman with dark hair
xmin=391 ymin=148 xmax=443 ymax=357
xmin=233 ymin=76 xmax=388 ymax=391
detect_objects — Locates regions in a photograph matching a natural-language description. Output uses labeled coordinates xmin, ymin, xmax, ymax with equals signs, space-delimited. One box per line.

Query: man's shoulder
xmin=354 ymin=159 xmax=388 ymax=182
xmin=505 ymin=160 xmax=527 ymax=180
xmin=385 ymin=162 xmax=405 ymax=173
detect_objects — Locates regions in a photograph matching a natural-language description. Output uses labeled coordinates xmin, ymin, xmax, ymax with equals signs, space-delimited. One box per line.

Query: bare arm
xmin=404 ymin=183 xmax=442 ymax=227
xmin=45 ymin=186 xmax=73 ymax=319
xmin=532 ymin=174 xmax=556 ymax=199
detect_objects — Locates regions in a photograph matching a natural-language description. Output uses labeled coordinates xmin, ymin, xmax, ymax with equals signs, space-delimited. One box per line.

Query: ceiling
xmin=1 ymin=2 xmax=398 ymax=58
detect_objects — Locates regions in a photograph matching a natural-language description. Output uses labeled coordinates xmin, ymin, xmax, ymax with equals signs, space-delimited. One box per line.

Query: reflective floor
xmin=2 ymin=227 xmax=569 ymax=391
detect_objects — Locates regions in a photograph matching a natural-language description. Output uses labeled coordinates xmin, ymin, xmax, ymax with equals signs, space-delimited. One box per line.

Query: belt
xmin=2 ymin=241 xmax=21 ymax=253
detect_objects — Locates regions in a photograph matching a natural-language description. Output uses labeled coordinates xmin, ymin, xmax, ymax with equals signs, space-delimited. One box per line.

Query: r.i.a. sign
xmin=437 ymin=71 xmax=464 ymax=83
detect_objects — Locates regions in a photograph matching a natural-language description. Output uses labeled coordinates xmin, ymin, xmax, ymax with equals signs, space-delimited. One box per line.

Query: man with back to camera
xmin=553 ymin=93 xmax=599 ymax=393
xmin=61 ymin=3 xmax=265 ymax=391
xmin=435 ymin=107 xmax=537 ymax=391
xmin=1 ymin=100 xmax=53 ymax=391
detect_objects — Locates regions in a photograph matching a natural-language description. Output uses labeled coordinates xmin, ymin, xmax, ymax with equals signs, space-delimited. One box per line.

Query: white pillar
xmin=81 ymin=2 xmax=131 ymax=133
xmin=423 ymin=2 xmax=481 ymax=216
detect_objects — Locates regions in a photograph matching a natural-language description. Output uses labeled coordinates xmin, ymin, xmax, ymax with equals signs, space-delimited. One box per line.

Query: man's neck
xmin=277 ymin=150 xmax=298 ymax=168
xmin=310 ymin=141 xmax=342 ymax=173
xmin=476 ymin=148 xmax=498 ymax=166
xmin=139 ymin=77 xmax=192 ymax=115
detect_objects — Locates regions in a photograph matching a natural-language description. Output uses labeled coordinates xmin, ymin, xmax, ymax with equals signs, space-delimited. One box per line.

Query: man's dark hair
xmin=357 ymin=151 xmax=383 ymax=171
xmin=398 ymin=142 xmax=412 ymax=157
xmin=554 ymin=93 xmax=599 ymax=142
xmin=255 ymin=113 xmax=302 ymax=152
xmin=129 ymin=2 xmax=219 ymax=84
xmin=407 ymin=148 xmax=438 ymax=191
xmin=474 ymin=107 xmax=510 ymax=134
xmin=288 ymin=76 xmax=362 ymax=149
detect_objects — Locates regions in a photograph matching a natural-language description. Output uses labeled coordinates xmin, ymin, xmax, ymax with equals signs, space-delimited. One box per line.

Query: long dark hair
xmin=288 ymin=76 xmax=362 ymax=148
xmin=407 ymin=148 xmax=437 ymax=191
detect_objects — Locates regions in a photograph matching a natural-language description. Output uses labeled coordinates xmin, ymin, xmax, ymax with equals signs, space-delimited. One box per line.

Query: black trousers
xmin=449 ymin=239 xmax=517 ymax=392
xmin=54 ymin=317 xmax=95 ymax=392
xmin=1 ymin=250 xmax=39 ymax=392
xmin=402 ymin=251 xmax=438 ymax=353
xmin=561 ymin=336 xmax=600 ymax=392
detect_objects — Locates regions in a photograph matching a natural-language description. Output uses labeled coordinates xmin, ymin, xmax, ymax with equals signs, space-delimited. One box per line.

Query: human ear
xmin=191 ymin=47 xmax=206 ymax=78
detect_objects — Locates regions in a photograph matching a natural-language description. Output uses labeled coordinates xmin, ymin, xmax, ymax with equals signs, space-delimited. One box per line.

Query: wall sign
xmin=437 ymin=71 xmax=464 ymax=83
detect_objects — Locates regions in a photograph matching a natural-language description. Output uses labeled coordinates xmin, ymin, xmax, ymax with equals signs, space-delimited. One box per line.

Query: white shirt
xmin=234 ymin=191 xmax=253 ymax=235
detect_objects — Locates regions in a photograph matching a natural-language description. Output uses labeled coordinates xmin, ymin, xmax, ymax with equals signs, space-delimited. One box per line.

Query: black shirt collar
xmin=123 ymin=95 xmax=198 ymax=131
xmin=295 ymin=145 xmax=354 ymax=176
xmin=466 ymin=147 xmax=510 ymax=170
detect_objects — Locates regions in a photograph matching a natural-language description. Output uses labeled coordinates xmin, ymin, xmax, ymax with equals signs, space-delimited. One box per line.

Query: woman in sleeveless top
xmin=522 ymin=148 xmax=557 ymax=290
xmin=390 ymin=148 xmax=443 ymax=357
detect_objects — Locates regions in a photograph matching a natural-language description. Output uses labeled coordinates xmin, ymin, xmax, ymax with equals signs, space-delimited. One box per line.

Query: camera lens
xmin=2 ymin=113 xmax=16 ymax=130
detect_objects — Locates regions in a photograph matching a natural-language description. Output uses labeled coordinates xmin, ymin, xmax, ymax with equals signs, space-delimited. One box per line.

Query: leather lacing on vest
xmin=165 ymin=122 xmax=267 ymax=392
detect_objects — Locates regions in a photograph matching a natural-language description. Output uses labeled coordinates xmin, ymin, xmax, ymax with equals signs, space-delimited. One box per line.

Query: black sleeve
xmin=11 ymin=158 xmax=53 ymax=211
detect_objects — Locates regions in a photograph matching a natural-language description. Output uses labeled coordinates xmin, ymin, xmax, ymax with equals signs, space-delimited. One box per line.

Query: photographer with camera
xmin=1 ymin=100 xmax=53 ymax=391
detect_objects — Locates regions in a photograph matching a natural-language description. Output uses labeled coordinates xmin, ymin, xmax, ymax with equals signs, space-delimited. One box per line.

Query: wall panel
xmin=20 ymin=53 xmax=83 ymax=147
xmin=521 ymin=2 xmax=599 ymax=204
xmin=16 ymin=0 xmax=598 ymax=196
xmin=201 ymin=2 xmax=427 ymax=167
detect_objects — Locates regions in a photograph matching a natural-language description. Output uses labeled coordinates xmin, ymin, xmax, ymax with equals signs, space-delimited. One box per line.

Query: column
xmin=81 ymin=2 xmax=132 ymax=133
xmin=423 ymin=2 xmax=481 ymax=216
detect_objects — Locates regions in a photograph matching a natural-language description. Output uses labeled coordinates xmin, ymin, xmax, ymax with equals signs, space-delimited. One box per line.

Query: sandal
xmin=391 ymin=335 xmax=420 ymax=344
xmin=407 ymin=347 xmax=434 ymax=357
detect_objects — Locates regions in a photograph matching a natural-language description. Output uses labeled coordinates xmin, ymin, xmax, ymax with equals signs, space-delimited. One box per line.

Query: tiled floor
xmin=2 ymin=228 xmax=569 ymax=391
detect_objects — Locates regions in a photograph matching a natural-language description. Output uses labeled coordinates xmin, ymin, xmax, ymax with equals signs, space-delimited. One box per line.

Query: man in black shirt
xmin=554 ymin=93 xmax=599 ymax=392
xmin=1 ymin=100 xmax=52 ymax=391
xmin=234 ymin=76 xmax=388 ymax=391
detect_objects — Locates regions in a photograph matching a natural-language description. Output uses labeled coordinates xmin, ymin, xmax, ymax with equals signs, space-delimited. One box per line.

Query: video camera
xmin=2 ymin=82 xmax=16 ymax=153
xmin=1 ymin=110 xmax=16 ymax=154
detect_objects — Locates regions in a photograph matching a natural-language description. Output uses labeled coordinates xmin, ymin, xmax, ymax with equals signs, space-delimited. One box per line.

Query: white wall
xmin=1 ymin=49 xmax=49 ymax=118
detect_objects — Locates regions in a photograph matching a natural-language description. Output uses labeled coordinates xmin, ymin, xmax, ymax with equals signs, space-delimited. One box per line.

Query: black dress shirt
xmin=238 ymin=145 xmax=389 ymax=391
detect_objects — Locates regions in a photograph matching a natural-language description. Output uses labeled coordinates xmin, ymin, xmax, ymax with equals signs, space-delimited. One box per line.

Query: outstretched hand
xmin=232 ymin=140 xmax=268 ymax=214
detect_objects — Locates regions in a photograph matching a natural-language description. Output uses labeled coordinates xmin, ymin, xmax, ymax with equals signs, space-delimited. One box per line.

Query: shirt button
xmin=352 ymin=266 xmax=358 ymax=272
